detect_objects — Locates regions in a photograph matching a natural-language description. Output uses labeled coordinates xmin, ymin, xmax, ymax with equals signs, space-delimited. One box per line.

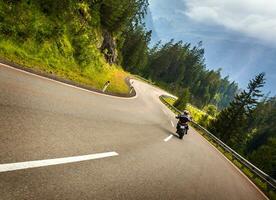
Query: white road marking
xmin=195 ymin=132 xmax=269 ymax=200
xmin=0 ymin=63 xmax=137 ymax=99
xmin=162 ymin=109 xmax=167 ymax=114
xmin=0 ymin=151 xmax=118 ymax=173
xmin=170 ymin=120 xmax=174 ymax=127
xmin=164 ymin=134 xmax=173 ymax=142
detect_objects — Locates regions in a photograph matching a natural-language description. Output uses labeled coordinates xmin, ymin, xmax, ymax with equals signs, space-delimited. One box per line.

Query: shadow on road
xmin=155 ymin=125 xmax=180 ymax=139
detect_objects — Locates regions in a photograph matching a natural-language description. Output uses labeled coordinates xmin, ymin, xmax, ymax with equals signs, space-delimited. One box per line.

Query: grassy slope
xmin=0 ymin=38 xmax=129 ymax=94
xmin=162 ymin=96 xmax=213 ymax=126
xmin=0 ymin=2 xmax=129 ymax=95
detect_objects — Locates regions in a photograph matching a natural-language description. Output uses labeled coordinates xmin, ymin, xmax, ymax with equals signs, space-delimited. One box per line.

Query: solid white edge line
xmin=195 ymin=130 xmax=269 ymax=200
xmin=0 ymin=151 xmax=119 ymax=173
xmin=164 ymin=134 xmax=173 ymax=142
xmin=0 ymin=63 xmax=137 ymax=99
xmin=170 ymin=120 xmax=174 ymax=127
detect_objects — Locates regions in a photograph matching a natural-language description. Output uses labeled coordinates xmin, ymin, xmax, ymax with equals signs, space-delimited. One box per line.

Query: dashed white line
xmin=170 ymin=120 xmax=174 ymax=127
xmin=164 ymin=134 xmax=173 ymax=142
xmin=0 ymin=151 xmax=118 ymax=173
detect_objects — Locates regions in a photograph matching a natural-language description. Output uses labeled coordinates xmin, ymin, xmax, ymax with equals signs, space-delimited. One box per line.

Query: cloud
xmin=184 ymin=0 xmax=276 ymax=45
xmin=147 ymin=0 xmax=276 ymax=94
xmin=149 ymin=0 xmax=187 ymax=21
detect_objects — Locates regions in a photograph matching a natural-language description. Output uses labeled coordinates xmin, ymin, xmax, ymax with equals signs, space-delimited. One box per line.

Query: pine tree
xmin=173 ymin=88 xmax=190 ymax=111
xmin=121 ymin=25 xmax=151 ymax=73
xmin=246 ymin=97 xmax=276 ymax=154
xmin=100 ymin=0 xmax=148 ymax=33
xmin=208 ymin=73 xmax=265 ymax=151
xmin=249 ymin=138 xmax=276 ymax=178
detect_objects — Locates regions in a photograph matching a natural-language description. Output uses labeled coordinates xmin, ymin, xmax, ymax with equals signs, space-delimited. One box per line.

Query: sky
xmin=145 ymin=0 xmax=276 ymax=95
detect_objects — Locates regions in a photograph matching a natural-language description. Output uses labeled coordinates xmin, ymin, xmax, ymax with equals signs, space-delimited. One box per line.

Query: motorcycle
xmin=176 ymin=123 xmax=188 ymax=139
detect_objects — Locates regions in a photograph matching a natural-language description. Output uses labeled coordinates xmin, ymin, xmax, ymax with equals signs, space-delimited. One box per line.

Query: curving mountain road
xmin=0 ymin=63 xmax=267 ymax=200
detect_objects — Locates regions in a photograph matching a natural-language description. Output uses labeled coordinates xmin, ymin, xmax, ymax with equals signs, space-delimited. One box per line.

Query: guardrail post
xmin=102 ymin=81 xmax=110 ymax=92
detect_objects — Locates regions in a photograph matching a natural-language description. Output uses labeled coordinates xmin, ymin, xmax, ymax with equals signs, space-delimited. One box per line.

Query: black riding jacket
xmin=176 ymin=114 xmax=191 ymax=124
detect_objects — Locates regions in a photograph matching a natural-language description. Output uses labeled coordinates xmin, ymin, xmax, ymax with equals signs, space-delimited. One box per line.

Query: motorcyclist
xmin=176 ymin=110 xmax=192 ymax=134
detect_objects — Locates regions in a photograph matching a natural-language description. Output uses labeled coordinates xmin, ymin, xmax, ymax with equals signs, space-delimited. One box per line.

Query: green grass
xmin=162 ymin=95 xmax=213 ymax=126
xmin=0 ymin=0 xmax=131 ymax=95
xmin=163 ymin=96 xmax=176 ymax=106
xmin=187 ymin=104 xmax=214 ymax=127
xmin=269 ymin=191 xmax=276 ymax=200
xmin=0 ymin=37 xmax=129 ymax=95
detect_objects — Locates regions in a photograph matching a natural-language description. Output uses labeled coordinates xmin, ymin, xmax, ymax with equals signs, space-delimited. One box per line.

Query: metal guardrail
xmin=132 ymin=75 xmax=155 ymax=85
xmin=160 ymin=95 xmax=276 ymax=193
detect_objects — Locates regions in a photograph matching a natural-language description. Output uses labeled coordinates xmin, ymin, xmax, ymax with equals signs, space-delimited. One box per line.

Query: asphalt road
xmin=0 ymin=63 xmax=267 ymax=200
